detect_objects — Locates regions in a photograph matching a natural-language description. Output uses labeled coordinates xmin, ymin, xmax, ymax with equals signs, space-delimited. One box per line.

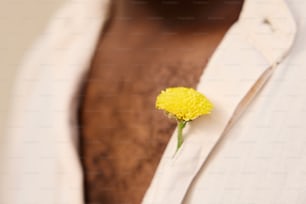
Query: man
xmin=2 ymin=0 xmax=305 ymax=203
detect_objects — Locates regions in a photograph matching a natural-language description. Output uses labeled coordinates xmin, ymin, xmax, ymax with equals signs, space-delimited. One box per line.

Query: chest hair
xmin=78 ymin=25 xmax=227 ymax=203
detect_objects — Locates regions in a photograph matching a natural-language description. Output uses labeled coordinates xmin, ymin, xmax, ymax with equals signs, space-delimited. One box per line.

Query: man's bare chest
xmin=78 ymin=27 xmax=228 ymax=203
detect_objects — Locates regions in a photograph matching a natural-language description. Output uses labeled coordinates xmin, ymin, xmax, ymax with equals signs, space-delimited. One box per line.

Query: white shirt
xmin=2 ymin=0 xmax=306 ymax=203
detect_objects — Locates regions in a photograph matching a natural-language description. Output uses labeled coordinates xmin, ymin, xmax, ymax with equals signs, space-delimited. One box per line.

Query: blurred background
xmin=0 ymin=0 xmax=64 ymax=137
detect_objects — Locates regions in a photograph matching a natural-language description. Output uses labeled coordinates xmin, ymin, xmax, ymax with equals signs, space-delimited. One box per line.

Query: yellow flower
xmin=156 ymin=87 xmax=213 ymax=121
xmin=155 ymin=87 xmax=214 ymax=154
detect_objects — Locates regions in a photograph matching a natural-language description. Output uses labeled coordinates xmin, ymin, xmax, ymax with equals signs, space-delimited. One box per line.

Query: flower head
xmin=156 ymin=87 xmax=213 ymax=121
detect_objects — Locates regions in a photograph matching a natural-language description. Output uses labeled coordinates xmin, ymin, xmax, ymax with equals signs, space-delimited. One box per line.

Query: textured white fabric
xmin=2 ymin=0 xmax=306 ymax=203
xmin=1 ymin=0 xmax=111 ymax=203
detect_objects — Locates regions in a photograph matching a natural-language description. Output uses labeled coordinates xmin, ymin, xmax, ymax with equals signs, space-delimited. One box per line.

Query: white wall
xmin=0 ymin=0 xmax=64 ymax=137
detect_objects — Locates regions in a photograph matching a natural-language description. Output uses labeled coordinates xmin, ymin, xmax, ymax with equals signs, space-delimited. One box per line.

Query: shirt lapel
xmin=142 ymin=0 xmax=296 ymax=203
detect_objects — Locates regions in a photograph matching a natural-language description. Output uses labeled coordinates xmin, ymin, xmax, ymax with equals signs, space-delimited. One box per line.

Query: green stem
xmin=176 ymin=120 xmax=187 ymax=153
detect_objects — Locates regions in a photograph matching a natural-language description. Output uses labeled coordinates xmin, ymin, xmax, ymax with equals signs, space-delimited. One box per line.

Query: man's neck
xmin=112 ymin=0 xmax=245 ymax=32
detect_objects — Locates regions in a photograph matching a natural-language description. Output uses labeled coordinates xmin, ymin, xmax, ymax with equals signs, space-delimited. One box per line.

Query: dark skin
xmin=78 ymin=0 xmax=244 ymax=203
